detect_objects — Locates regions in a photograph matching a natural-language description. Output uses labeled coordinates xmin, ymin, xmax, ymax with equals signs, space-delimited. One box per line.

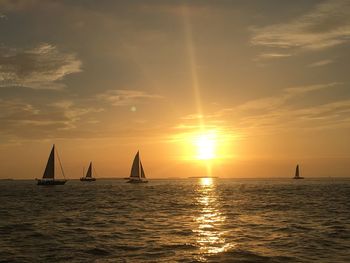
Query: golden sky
xmin=0 ymin=0 xmax=349 ymax=178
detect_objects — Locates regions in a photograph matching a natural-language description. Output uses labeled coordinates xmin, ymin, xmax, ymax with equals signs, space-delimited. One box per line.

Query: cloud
xmin=294 ymin=100 xmax=350 ymax=121
xmin=238 ymin=82 xmax=340 ymax=111
xmin=239 ymin=98 xmax=350 ymax=133
xmin=177 ymin=82 xmax=349 ymax=138
xmin=98 ymin=89 xmax=163 ymax=106
xmin=257 ymin=53 xmax=292 ymax=60
xmin=284 ymin=82 xmax=340 ymax=95
xmin=180 ymin=113 xmax=204 ymax=120
xmin=0 ymin=43 xmax=82 ymax=90
xmin=235 ymin=82 xmax=350 ymax=134
xmin=0 ymin=13 xmax=7 ymax=20
xmin=251 ymin=0 xmax=350 ymax=52
xmin=308 ymin=59 xmax=334 ymax=67
xmin=0 ymin=0 xmax=58 ymax=12
xmin=49 ymin=100 xmax=103 ymax=130
xmin=0 ymin=98 xmax=102 ymax=141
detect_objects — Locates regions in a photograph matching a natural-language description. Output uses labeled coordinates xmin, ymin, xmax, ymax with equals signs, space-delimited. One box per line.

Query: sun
xmin=172 ymin=127 xmax=235 ymax=162
xmin=194 ymin=132 xmax=217 ymax=160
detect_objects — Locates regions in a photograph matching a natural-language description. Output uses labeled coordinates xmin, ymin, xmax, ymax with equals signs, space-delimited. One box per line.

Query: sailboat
xmin=127 ymin=151 xmax=148 ymax=183
xmin=36 ymin=145 xmax=67 ymax=185
xmin=80 ymin=162 xmax=97 ymax=182
xmin=293 ymin=164 xmax=304 ymax=179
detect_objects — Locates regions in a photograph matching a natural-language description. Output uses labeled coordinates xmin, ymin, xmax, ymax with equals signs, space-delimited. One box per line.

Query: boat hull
xmin=127 ymin=178 xmax=148 ymax=183
xmin=37 ymin=179 xmax=67 ymax=185
xmin=80 ymin=177 xmax=96 ymax=182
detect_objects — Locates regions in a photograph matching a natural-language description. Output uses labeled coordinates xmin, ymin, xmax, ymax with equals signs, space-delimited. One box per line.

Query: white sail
xmin=130 ymin=151 xmax=140 ymax=178
xmin=140 ymin=161 xmax=146 ymax=178
xmin=128 ymin=151 xmax=147 ymax=183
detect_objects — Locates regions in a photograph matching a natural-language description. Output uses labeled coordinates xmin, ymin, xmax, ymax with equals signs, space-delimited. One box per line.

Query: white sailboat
xmin=127 ymin=151 xmax=148 ymax=183
xmin=36 ymin=144 xmax=67 ymax=185
xmin=293 ymin=164 xmax=304 ymax=179
xmin=80 ymin=162 xmax=97 ymax=182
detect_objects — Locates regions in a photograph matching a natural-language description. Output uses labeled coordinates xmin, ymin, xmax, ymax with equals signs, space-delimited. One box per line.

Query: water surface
xmin=0 ymin=178 xmax=349 ymax=262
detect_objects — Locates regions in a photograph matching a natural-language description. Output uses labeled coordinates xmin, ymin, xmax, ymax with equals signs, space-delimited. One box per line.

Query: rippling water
xmin=0 ymin=178 xmax=349 ymax=262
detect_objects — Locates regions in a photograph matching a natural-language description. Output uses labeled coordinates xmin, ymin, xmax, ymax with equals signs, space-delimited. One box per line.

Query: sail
xmin=140 ymin=161 xmax=146 ymax=178
xmin=130 ymin=152 xmax=140 ymax=178
xmin=295 ymin=165 xmax=299 ymax=178
xmin=86 ymin=162 xmax=92 ymax=178
xmin=43 ymin=145 xmax=55 ymax=179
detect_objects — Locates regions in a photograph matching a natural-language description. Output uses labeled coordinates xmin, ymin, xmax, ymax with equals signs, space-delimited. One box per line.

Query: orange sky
xmin=0 ymin=1 xmax=349 ymax=178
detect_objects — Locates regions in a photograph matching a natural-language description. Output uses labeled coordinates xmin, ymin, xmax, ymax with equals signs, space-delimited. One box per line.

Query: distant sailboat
xmin=80 ymin=162 xmax=97 ymax=182
xmin=293 ymin=164 xmax=304 ymax=179
xmin=36 ymin=145 xmax=67 ymax=185
xmin=127 ymin=151 xmax=148 ymax=183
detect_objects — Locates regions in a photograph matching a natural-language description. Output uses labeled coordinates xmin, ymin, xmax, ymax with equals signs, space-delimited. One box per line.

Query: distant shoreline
xmin=187 ymin=176 xmax=219 ymax=179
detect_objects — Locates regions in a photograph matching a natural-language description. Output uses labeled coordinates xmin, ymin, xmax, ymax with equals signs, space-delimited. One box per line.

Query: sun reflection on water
xmin=194 ymin=178 xmax=233 ymax=258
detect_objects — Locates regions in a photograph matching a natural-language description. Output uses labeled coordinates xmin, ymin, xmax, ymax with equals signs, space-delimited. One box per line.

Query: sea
xmin=0 ymin=178 xmax=349 ymax=263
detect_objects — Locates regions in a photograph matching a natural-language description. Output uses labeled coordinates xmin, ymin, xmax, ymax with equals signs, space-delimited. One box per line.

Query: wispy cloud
xmin=285 ymin=82 xmax=340 ymax=95
xmin=236 ymin=82 xmax=350 ymax=134
xmin=251 ymin=0 xmax=350 ymax=52
xmin=238 ymin=82 xmax=340 ymax=111
xmin=239 ymin=98 xmax=350 ymax=133
xmin=0 ymin=0 xmax=58 ymax=12
xmin=0 ymin=98 xmax=101 ymax=141
xmin=49 ymin=100 xmax=103 ymax=130
xmin=0 ymin=43 xmax=82 ymax=90
xmin=177 ymin=82 xmax=349 ymax=138
xmin=0 ymin=13 xmax=7 ymax=20
xmin=308 ymin=59 xmax=334 ymax=67
xmin=294 ymin=100 xmax=350 ymax=121
xmin=98 ymin=89 xmax=163 ymax=106
xmin=257 ymin=53 xmax=292 ymax=60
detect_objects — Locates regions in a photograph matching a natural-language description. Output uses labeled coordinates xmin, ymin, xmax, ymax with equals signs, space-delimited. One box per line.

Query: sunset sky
xmin=0 ymin=0 xmax=349 ymax=179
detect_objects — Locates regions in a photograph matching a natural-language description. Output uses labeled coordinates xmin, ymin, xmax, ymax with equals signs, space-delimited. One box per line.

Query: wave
xmin=0 ymin=178 xmax=349 ymax=262
xmin=84 ymin=247 xmax=111 ymax=256
xmin=206 ymin=249 xmax=297 ymax=263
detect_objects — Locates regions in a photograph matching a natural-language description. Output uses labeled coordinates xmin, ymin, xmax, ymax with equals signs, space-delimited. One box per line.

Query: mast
xmin=295 ymin=165 xmax=299 ymax=178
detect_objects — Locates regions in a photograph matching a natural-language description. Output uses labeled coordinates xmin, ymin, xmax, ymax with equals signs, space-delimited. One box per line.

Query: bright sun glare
xmin=174 ymin=128 xmax=234 ymax=162
xmin=194 ymin=132 xmax=217 ymax=160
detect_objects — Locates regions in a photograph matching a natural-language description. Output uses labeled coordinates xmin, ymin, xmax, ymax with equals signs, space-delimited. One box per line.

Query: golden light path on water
xmin=194 ymin=178 xmax=234 ymax=259
xmin=183 ymin=9 xmax=234 ymax=256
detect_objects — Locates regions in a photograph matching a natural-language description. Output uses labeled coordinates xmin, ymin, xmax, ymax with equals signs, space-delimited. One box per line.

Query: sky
xmin=0 ymin=0 xmax=349 ymax=179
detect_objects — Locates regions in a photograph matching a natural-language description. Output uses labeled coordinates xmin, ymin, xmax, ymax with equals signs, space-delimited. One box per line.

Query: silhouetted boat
xmin=80 ymin=162 xmax=97 ymax=182
xmin=127 ymin=151 xmax=148 ymax=183
xmin=36 ymin=145 xmax=67 ymax=185
xmin=293 ymin=164 xmax=304 ymax=179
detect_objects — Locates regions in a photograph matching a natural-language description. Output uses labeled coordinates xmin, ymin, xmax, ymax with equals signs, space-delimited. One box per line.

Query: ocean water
xmin=0 ymin=178 xmax=349 ymax=263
